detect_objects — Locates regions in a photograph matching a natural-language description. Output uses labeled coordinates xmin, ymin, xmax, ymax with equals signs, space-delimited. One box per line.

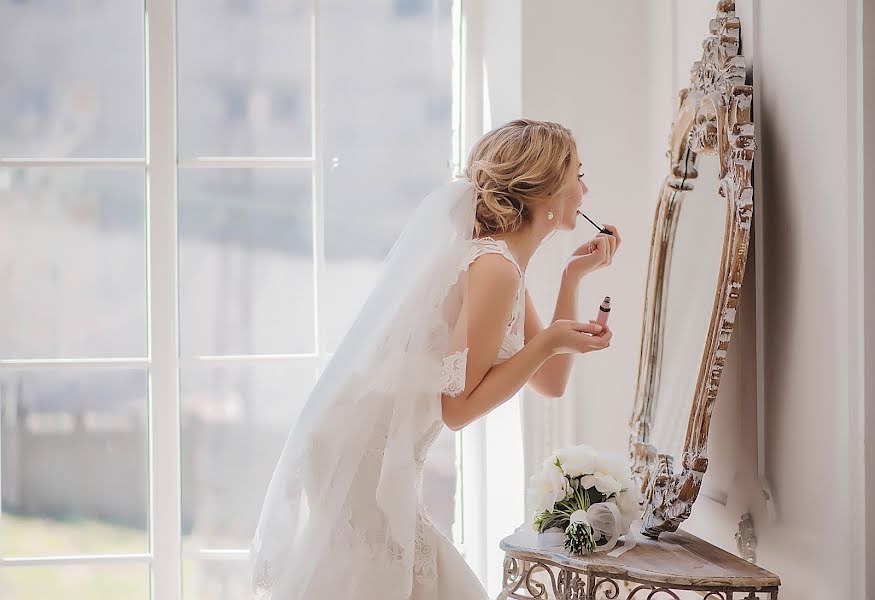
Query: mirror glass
xmin=647 ymin=152 xmax=726 ymax=460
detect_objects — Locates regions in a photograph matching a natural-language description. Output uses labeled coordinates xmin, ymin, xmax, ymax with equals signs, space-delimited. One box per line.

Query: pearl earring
xmin=547 ymin=211 xmax=555 ymax=221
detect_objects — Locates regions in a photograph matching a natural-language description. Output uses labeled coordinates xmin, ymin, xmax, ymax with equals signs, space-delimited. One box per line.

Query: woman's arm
xmin=523 ymin=281 xmax=579 ymax=398
xmin=441 ymin=245 xmax=611 ymax=431
xmin=441 ymin=285 xmax=606 ymax=430
xmin=441 ymin=332 xmax=554 ymax=430
xmin=440 ymin=253 xmax=554 ymax=430
xmin=440 ymin=250 xmax=611 ymax=430
xmin=526 ymin=225 xmax=622 ymax=397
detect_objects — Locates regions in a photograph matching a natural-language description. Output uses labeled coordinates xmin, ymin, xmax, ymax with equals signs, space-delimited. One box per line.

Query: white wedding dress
xmin=261 ymin=236 xmax=525 ymax=599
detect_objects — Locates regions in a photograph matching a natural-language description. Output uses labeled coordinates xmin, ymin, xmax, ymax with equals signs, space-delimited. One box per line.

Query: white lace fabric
xmin=296 ymin=237 xmax=525 ymax=598
xmin=249 ymin=180 xmax=511 ymax=600
xmin=439 ymin=237 xmax=526 ymax=398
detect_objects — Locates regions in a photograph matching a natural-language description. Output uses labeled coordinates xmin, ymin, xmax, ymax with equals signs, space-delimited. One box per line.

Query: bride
xmin=249 ymin=118 xmax=621 ymax=599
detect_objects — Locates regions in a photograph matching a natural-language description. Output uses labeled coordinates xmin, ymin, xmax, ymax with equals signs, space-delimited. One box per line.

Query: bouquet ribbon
xmin=537 ymin=502 xmax=637 ymax=558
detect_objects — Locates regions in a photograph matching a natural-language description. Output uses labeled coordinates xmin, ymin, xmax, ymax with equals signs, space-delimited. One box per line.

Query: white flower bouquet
xmin=527 ymin=444 xmax=642 ymax=555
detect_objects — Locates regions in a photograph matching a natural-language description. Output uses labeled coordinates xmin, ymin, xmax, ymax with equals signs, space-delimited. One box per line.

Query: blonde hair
xmin=464 ymin=119 xmax=577 ymax=237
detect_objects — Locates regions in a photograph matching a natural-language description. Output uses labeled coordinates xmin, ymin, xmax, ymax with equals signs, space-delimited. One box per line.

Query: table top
xmin=501 ymin=527 xmax=780 ymax=589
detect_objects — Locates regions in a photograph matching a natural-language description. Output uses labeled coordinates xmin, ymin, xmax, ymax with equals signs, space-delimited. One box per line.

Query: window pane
xmin=0 ymin=369 xmax=149 ymax=558
xmin=179 ymin=360 xmax=317 ymax=598
xmin=0 ymin=168 xmax=147 ymax=360
xmin=178 ymin=0 xmax=313 ymax=158
xmin=178 ymin=168 xmax=314 ymax=357
xmin=321 ymin=0 xmax=453 ymax=351
xmin=182 ymin=557 xmax=249 ymax=600
xmin=0 ymin=563 xmax=149 ymax=599
xmin=0 ymin=1 xmax=145 ymax=158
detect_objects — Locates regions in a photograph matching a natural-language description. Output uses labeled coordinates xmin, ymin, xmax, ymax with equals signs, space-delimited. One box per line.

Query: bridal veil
xmin=249 ymin=177 xmax=477 ymax=598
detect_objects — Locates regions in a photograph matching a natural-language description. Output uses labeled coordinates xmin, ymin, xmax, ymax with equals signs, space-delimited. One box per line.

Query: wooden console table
xmin=499 ymin=528 xmax=780 ymax=599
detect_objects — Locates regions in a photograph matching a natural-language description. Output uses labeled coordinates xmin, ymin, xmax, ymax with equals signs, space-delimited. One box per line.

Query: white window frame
xmin=146 ymin=0 xmax=180 ymax=596
xmin=0 ymin=1 xmax=467 ymax=598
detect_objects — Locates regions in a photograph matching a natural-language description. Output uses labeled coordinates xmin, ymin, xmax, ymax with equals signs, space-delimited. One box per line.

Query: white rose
xmin=580 ymin=473 xmax=622 ymax=496
xmin=594 ymin=452 xmax=633 ymax=485
xmin=527 ymin=462 xmax=569 ymax=513
xmin=617 ymin=487 xmax=643 ymax=525
xmin=527 ymin=485 xmax=553 ymax=514
xmin=556 ymin=445 xmax=597 ymax=477
xmin=527 ymin=470 xmax=551 ymax=513
xmin=544 ymin=462 xmax=570 ymax=505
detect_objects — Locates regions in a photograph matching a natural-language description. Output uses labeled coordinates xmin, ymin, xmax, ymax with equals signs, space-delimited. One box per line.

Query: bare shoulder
xmin=467 ymin=251 xmax=521 ymax=294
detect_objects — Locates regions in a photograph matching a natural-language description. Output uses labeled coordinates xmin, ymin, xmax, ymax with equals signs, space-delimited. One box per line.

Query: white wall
xmin=864 ymin=0 xmax=875 ymax=590
xmin=513 ymin=0 xmax=872 ymax=598
xmin=669 ymin=2 xmax=869 ymax=599
xmin=518 ymin=1 xmax=654 ymax=469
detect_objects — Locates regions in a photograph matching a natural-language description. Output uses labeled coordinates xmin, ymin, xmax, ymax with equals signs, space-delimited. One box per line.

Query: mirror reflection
xmin=648 ymin=152 xmax=726 ymax=460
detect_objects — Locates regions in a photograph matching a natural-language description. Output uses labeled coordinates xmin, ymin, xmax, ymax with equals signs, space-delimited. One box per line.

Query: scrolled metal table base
xmin=497 ymin=555 xmax=779 ymax=600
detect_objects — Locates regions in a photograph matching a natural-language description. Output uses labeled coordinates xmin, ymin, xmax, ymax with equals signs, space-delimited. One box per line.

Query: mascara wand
xmin=576 ymin=210 xmax=613 ymax=235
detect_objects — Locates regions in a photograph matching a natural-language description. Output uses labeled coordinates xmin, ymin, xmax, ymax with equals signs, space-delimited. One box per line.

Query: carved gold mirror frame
xmin=629 ymin=0 xmax=755 ymax=538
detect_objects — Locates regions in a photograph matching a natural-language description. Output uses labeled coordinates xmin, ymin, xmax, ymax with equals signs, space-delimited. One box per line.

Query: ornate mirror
xmin=629 ymin=0 xmax=755 ymax=538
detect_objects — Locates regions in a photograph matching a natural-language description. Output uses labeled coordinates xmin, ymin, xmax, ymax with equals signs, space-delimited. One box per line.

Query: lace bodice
xmin=440 ymin=236 xmax=526 ymax=398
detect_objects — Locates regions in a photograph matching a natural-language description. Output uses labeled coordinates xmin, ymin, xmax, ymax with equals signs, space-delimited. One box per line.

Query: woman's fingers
xmin=549 ymin=320 xmax=614 ymax=354
xmin=567 ymin=232 xmax=618 ymax=277
xmin=570 ymin=321 xmax=604 ymax=335
xmin=592 ymin=237 xmax=610 ymax=263
xmin=601 ymin=231 xmax=617 ymax=261
xmin=572 ymin=239 xmax=600 ymax=257
xmin=598 ymin=225 xmax=619 ymax=252
xmin=603 ymin=224 xmax=621 ymax=251
xmin=587 ymin=320 xmax=612 ymax=339
xmin=596 ymin=235 xmax=613 ymax=265
xmin=575 ymin=323 xmax=610 ymax=351
xmin=582 ymin=334 xmax=609 ymax=351
xmin=580 ymin=322 xmax=612 ymax=351
xmin=603 ymin=235 xmax=615 ymax=265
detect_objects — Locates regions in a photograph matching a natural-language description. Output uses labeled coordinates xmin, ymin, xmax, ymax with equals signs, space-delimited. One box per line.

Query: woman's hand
xmin=563 ymin=224 xmax=622 ymax=282
xmin=539 ymin=319 xmax=613 ymax=357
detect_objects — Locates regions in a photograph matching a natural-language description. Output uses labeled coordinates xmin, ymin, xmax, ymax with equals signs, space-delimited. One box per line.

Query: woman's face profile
xmin=552 ymin=148 xmax=588 ymax=231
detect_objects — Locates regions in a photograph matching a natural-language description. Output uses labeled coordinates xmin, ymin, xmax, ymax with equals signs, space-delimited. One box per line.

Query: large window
xmin=0 ymin=0 xmax=458 ymax=597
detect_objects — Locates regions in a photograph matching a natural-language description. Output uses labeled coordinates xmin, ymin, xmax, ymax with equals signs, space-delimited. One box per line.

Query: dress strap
xmin=469 ymin=237 xmax=523 ymax=277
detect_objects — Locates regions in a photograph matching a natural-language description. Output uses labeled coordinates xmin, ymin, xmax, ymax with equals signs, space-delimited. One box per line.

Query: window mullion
xmin=177 ymin=157 xmax=315 ymax=168
xmin=0 ymin=158 xmax=145 ymax=168
xmin=0 ymin=554 xmax=152 ymax=567
xmin=145 ymin=0 xmax=181 ymax=598
xmin=0 ymin=358 xmax=150 ymax=370
xmin=311 ymin=2 xmax=326 ymax=364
